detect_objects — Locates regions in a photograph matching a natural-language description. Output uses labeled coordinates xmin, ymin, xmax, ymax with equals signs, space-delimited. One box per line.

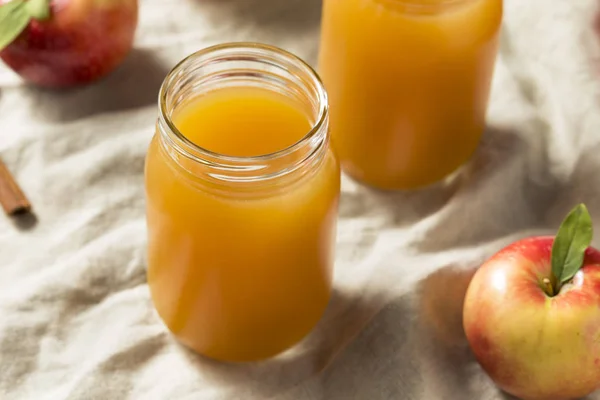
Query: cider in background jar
xmin=318 ymin=0 xmax=503 ymax=190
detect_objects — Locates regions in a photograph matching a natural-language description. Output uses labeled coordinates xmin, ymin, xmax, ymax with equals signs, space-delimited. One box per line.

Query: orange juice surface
xmin=319 ymin=0 xmax=503 ymax=189
xmin=175 ymin=87 xmax=311 ymax=157
xmin=145 ymin=86 xmax=340 ymax=362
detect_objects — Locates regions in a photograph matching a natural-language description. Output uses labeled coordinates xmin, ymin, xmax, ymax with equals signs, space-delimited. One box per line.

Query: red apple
xmin=464 ymin=204 xmax=600 ymax=400
xmin=0 ymin=0 xmax=138 ymax=88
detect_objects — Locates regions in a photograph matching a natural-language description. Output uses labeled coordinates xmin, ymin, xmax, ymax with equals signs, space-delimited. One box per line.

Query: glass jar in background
xmin=145 ymin=44 xmax=340 ymax=362
xmin=318 ymin=0 xmax=503 ymax=190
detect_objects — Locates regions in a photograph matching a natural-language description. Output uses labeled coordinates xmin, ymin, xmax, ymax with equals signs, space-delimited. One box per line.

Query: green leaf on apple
xmin=0 ymin=0 xmax=30 ymax=51
xmin=0 ymin=0 xmax=51 ymax=52
xmin=26 ymin=0 xmax=50 ymax=21
xmin=551 ymin=203 xmax=593 ymax=292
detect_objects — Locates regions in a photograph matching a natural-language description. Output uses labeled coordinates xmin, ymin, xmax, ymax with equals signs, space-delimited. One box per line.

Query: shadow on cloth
xmin=342 ymin=124 xmax=557 ymax=253
xmin=338 ymin=169 xmax=460 ymax=228
xmin=20 ymin=49 xmax=171 ymax=122
xmin=10 ymin=211 xmax=38 ymax=231
xmin=201 ymin=0 xmax=323 ymax=35
xmin=413 ymin=265 xmax=495 ymax=399
xmin=313 ymin=264 xmax=508 ymax=399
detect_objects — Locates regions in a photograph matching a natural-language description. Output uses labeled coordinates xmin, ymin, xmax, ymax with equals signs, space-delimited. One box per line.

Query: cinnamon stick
xmin=0 ymin=159 xmax=31 ymax=216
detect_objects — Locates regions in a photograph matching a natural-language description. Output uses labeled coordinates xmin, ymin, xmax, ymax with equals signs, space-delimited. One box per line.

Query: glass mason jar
xmin=145 ymin=43 xmax=340 ymax=362
xmin=318 ymin=0 xmax=503 ymax=190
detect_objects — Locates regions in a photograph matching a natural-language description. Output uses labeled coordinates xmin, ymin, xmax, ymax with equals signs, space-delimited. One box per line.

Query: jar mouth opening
xmin=158 ymin=42 xmax=328 ymax=164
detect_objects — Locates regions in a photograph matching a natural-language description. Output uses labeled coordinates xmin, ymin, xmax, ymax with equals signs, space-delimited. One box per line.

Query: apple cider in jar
xmin=318 ymin=0 xmax=503 ymax=190
xmin=145 ymin=44 xmax=340 ymax=362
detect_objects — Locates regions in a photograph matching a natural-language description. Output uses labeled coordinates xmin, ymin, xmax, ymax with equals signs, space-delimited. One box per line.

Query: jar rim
xmin=158 ymin=42 xmax=329 ymax=164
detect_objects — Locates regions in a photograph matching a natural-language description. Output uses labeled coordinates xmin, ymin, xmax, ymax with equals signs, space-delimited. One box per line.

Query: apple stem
xmin=542 ymin=277 xmax=555 ymax=297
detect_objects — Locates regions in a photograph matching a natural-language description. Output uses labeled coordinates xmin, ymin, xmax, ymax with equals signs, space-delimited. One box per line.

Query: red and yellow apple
xmin=0 ymin=0 xmax=138 ymax=88
xmin=464 ymin=205 xmax=600 ymax=400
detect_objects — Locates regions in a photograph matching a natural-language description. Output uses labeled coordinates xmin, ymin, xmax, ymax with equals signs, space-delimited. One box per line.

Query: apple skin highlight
xmin=0 ymin=0 xmax=138 ymax=88
xmin=464 ymin=236 xmax=600 ymax=400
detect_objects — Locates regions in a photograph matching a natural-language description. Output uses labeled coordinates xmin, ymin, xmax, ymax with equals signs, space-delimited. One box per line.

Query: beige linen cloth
xmin=2 ymin=0 xmax=600 ymax=398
